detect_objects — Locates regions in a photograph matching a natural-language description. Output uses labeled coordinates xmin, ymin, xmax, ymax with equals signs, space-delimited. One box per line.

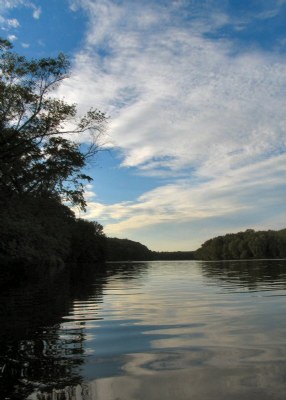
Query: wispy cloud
xmin=62 ymin=0 xmax=286 ymax=172
xmin=61 ymin=0 xmax=286 ymax=247
xmin=0 ymin=0 xmax=24 ymax=10
xmin=0 ymin=15 xmax=20 ymax=31
xmin=7 ymin=34 xmax=17 ymax=41
xmin=0 ymin=0 xmax=41 ymax=26
xmin=32 ymin=5 xmax=41 ymax=19
xmin=7 ymin=18 xmax=20 ymax=27
xmin=82 ymin=153 xmax=286 ymax=249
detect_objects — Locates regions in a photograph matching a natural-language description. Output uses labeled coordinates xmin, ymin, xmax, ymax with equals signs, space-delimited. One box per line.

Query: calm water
xmin=1 ymin=260 xmax=286 ymax=399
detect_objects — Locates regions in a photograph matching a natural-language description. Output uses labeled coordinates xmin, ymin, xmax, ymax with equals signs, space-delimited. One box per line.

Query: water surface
xmin=1 ymin=260 xmax=286 ymax=399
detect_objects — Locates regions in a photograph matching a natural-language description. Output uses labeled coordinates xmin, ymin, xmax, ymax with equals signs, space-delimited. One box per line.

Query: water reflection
xmin=27 ymin=350 xmax=286 ymax=400
xmin=1 ymin=260 xmax=286 ymax=399
xmin=85 ymin=354 xmax=286 ymax=400
xmin=0 ymin=263 xmax=149 ymax=399
xmin=0 ymin=265 xmax=107 ymax=399
xmin=200 ymin=259 xmax=286 ymax=291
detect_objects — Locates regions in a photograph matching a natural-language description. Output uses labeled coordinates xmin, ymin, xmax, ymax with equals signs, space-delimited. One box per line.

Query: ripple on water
xmin=1 ymin=260 xmax=286 ymax=399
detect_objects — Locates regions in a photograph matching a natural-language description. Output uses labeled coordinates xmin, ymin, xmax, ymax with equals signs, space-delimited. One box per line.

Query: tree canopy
xmin=195 ymin=228 xmax=286 ymax=260
xmin=0 ymin=37 xmax=107 ymax=209
xmin=0 ymin=38 xmax=107 ymax=272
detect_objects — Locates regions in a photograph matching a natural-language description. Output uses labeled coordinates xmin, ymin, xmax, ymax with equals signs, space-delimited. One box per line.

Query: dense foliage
xmin=105 ymin=238 xmax=195 ymax=261
xmin=195 ymin=229 xmax=286 ymax=260
xmin=153 ymin=251 xmax=195 ymax=260
xmin=106 ymin=229 xmax=286 ymax=262
xmin=0 ymin=38 xmax=106 ymax=209
xmin=106 ymin=238 xmax=153 ymax=261
xmin=0 ymin=192 xmax=106 ymax=281
xmin=0 ymin=38 xmax=106 ymax=276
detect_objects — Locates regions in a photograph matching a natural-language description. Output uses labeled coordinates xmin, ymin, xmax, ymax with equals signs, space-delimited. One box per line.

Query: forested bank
xmin=195 ymin=228 xmax=286 ymax=260
xmin=106 ymin=229 xmax=286 ymax=262
xmin=0 ymin=38 xmax=107 ymax=281
xmin=0 ymin=193 xmax=106 ymax=282
xmin=105 ymin=238 xmax=195 ymax=261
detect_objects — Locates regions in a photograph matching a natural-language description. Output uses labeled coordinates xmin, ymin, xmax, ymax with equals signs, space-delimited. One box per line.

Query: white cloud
xmin=0 ymin=1 xmax=41 ymax=25
xmin=7 ymin=18 xmax=20 ymax=27
xmin=82 ymin=153 xmax=286 ymax=249
xmin=256 ymin=0 xmax=286 ymax=20
xmin=0 ymin=7 xmax=21 ymax=30
xmin=21 ymin=42 xmax=30 ymax=48
xmin=7 ymin=34 xmax=17 ymax=41
xmin=32 ymin=6 xmax=41 ymax=19
xmin=57 ymin=0 xmax=286 ymax=248
xmin=0 ymin=0 xmax=24 ymax=10
xmin=59 ymin=0 xmax=286 ymax=175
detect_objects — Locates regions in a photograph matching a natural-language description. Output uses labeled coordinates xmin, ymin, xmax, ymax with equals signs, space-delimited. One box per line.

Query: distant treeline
xmin=105 ymin=228 xmax=286 ymax=262
xmin=152 ymin=251 xmax=195 ymax=260
xmin=195 ymin=229 xmax=286 ymax=260
xmin=105 ymin=237 xmax=195 ymax=261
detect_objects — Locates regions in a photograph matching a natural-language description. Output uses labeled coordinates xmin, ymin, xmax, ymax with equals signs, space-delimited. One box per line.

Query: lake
xmin=1 ymin=260 xmax=286 ymax=399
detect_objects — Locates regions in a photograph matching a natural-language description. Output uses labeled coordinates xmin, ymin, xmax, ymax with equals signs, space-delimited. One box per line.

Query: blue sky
xmin=1 ymin=0 xmax=286 ymax=251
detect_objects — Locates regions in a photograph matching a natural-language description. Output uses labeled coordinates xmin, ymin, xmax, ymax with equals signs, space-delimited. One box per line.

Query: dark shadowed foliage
xmin=195 ymin=228 xmax=286 ymax=260
xmin=0 ymin=38 xmax=107 ymax=278
xmin=106 ymin=237 xmax=153 ymax=261
xmin=105 ymin=238 xmax=195 ymax=261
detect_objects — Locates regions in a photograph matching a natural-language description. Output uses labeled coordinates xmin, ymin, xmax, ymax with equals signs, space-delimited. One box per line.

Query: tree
xmin=69 ymin=220 xmax=106 ymax=263
xmin=195 ymin=228 xmax=286 ymax=260
xmin=0 ymin=38 xmax=107 ymax=209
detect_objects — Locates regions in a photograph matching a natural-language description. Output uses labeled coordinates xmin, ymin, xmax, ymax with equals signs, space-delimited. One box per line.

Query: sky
xmin=1 ymin=0 xmax=286 ymax=251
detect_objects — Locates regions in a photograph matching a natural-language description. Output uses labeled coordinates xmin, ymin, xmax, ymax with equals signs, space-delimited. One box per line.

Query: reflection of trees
xmin=105 ymin=262 xmax=148 ymax=281
xmin=200 ymin=260 xmax=286 ymax=291
xmin=0 ymin=262 xmax=150 ymax=398
xmin=0 ymin=265 xmax=108 ymax=399
xmin=27 ymin=384 xmax=90 ymax=399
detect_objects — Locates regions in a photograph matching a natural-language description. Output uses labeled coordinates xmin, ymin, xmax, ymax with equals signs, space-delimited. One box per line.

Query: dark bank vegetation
xmin=105 ymin=238 xmax=195 ymax=261
xmin=152 ymin=251 xmax=195 ymax=260
xmin=195 ymin=228 xmax=286 ymax=260
xmin=106 ymin=238 xmax=153 ymax=261
xmin=105 ymin=237 xmax=195 ymax=261
xmin=0 ymin=192 xmax=106 ymax=280
xmin=106 ymin=229 xmax=286 ymax=262
xmin=0 ymin=37 xmax=106 ymax=279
